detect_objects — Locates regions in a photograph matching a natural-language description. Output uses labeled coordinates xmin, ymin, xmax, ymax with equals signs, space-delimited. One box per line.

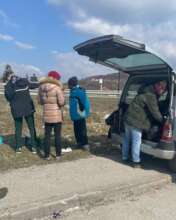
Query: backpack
xmin=76 ymin=96 xmax=85 ymax=111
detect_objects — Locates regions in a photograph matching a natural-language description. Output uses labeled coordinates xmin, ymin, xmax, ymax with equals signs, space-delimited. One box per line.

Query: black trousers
xmin=14 ymin=114 xmax=36 ymax=150
xmin=73 ymin=118 xmax=88 ymax=147
xmin=44 ymin=122 xmax=62 ymax=157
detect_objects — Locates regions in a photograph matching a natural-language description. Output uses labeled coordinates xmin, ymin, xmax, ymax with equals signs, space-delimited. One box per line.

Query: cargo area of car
xmin=116 ymin=73 xmax=172 ymax=144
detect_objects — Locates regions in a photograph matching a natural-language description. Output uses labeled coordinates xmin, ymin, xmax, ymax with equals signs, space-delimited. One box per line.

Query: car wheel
xmin=168 ymin=156 xmax=176 ymax=172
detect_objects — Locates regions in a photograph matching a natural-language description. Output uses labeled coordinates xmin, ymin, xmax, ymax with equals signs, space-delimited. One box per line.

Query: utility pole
xmin=117 ymin=71 xmax=121 ymax=91
xmin=99 ymin=78 xmax=103 ymax=90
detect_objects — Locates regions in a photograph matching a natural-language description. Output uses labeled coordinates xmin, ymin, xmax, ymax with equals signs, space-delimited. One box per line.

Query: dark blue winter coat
xmin=5 ymin=76 xmax=38 ymax=118
xmin=69 ymin=85 xmax=90 ymax=121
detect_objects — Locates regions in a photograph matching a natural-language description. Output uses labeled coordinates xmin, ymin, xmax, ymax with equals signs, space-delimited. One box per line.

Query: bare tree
xmin=2 ymin=64 xmax=14 ymax=83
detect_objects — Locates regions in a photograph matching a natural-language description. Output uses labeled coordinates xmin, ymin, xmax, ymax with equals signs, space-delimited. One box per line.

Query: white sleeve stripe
xmin=15 ymin=86 xmax=29 ymax=92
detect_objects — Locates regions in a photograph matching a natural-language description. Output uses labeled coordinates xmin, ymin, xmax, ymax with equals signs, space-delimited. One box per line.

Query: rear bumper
xmin=111 ymin=133 xmax=175 ymax=160
xmin=141 ymin=142 xmax=175 ymax=160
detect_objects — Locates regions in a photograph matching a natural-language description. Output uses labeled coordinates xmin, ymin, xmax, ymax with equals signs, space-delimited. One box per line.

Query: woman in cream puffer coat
xmin=38 ymin=71 xmax=65 ymax=159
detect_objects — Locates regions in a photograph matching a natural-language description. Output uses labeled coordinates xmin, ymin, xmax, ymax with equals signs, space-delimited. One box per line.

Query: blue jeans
xmin=122 ymin=124 xmax=142 ymax=163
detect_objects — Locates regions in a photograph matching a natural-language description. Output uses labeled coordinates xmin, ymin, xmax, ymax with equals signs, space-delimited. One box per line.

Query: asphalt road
xmin=28 ymin=152 xmax=175 ymax=220
xmin=58 ymin=183 xmax=176 ymax=220
xmin=0 ymin=152 xmax=173 ymax=220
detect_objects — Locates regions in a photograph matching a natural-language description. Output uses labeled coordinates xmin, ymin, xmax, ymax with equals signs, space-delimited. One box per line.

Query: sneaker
xmin=82 ymin=144 xmax=90 ymax=151
xmin=16 ymin=148 xmax=22 ymax=154
xmin=44 ymin=156 xmax=51 ymax=161
xmin=132 ymin=162 xmax=141 ymax=168
xmin=31 ymin=148 xmax=37 ymax=154
xmin=76 ymin=143 xmax=82 ymax=149
xmin=56 ymin=156 xmax=61 ymax=160
xmin=121 ymin=159 xmax=130 ymax=165
xmin=0 ymin=187 xmax=8 ymax=199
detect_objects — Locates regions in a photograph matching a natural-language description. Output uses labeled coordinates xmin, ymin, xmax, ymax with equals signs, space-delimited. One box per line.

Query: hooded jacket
xmin=5 ymin=77 xmax=35 ymax=118
xmin=69 ymin=85 xmax=90 ymax=121
xmin=38 ymin=77 xmax=65 ymax=123
xmin=124 ymin=85 xmax=163 ymax=131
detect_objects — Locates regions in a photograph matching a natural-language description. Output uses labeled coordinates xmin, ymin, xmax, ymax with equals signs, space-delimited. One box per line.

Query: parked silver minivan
xmin=74 ymin=35 xmax=176 ymax=171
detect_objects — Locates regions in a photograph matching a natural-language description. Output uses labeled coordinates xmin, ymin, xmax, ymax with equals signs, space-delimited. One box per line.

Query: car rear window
xmin=106 ymin=53 xmax=164 ymax=70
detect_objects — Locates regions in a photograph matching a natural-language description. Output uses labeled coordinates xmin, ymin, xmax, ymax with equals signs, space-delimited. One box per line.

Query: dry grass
xmin=0 ymin=95 xmax=118 ymax=172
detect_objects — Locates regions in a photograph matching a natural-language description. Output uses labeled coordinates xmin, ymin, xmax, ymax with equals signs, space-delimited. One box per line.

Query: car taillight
xmin=161 ymin=119 xmax=173 ymax=142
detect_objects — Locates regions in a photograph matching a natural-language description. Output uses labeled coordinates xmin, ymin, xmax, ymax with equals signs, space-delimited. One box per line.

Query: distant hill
xmin=79 ymin=72 xmax=129 ymax=90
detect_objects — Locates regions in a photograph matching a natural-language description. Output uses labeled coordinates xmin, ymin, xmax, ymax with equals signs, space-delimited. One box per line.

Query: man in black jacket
xmin=4 ymin=74 xmax=38 ymax=153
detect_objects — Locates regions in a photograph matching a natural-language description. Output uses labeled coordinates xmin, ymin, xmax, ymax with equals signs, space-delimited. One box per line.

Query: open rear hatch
xmin=74 ymin=35 xmax=174 ymax=141
xmin=74 ymin=35 xmax=172 ymax=74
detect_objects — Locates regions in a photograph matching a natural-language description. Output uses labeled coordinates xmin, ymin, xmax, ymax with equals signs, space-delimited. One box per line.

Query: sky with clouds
xmin=0 ymin=0 xmax=176 ymax=81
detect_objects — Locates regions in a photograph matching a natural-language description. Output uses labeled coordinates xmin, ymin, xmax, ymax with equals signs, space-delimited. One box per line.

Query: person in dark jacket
xmin=122 ymin=80 xmax=167 ymax=168
xmin=68 ymin=76 xmax=90 ymax=151
xmin=4 ymin=73 xmax=38 ymax=153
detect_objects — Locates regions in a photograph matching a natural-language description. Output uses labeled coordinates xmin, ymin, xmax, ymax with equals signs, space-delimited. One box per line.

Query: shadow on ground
xmin=88 ymin=134 xmax=176 ymax=184
xmin=0 ymin=133 xmax=90 ymax=172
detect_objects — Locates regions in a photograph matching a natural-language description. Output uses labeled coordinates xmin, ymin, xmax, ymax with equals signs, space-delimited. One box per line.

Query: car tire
xmin=168 ymin=156 xmax=176 ymax=172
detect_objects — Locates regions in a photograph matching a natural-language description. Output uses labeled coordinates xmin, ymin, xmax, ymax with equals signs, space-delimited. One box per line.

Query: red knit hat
xmin=48 ymin=71 xmax=61 ymax=80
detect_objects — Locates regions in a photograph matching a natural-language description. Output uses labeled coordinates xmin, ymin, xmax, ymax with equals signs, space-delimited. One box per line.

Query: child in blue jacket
xmin=68 ymin=76 xmax=90 ymax=150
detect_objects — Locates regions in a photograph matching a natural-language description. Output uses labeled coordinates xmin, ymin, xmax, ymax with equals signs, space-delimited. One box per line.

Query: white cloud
xmin=48 ymin=0 xmax=176 ymax=23
xmin=0 ymin=9 xmax=19 ymax=28
xmin=69 ymin=17 xmax=176 ymax=67
xmin=0 ymin=33 xmax=36 ymax=51
xmin=48 ymin=0 xmax=176 ymax=71
xmin=0 ymin=62 xmax=42 ymax=77
xmin=51 ymin=50 xmax=59 ymax=54
xmin=47 ymin=0 xmax=64 ymax=6
xmin=69 ymin=17 xmax=132 ymax=36
xmin=0 ymin=9 xmax=8 ymax=21
xmin=0 ymin=33 xmax=14 ymax=41
xmin=52 ymin=52 xmax=113 ymax=82
xmin=15 ymin=41 xmax=36 ymax=50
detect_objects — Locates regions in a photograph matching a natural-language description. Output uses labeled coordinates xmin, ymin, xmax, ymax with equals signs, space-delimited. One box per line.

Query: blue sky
xmin=0 ymin=0 xmax=176 ymax=81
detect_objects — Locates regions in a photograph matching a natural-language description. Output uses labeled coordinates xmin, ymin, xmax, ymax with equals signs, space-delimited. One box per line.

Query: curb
xmin=0 ymin=174 xmax=172 ymax=220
